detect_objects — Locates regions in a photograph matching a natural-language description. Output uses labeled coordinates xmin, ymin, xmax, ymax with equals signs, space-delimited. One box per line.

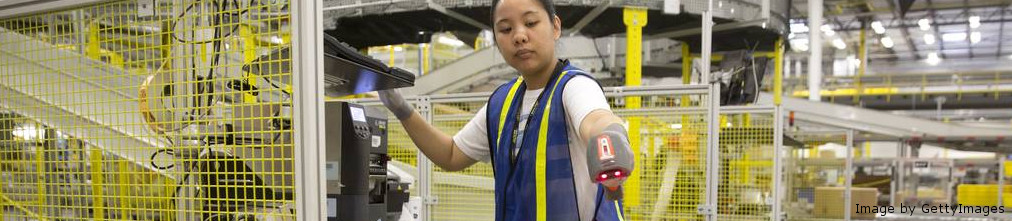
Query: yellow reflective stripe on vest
xmin=496 ymin=77 xmax=524 ymax=147
xmin=615 ymin=201 xmax=626 ymax=221
xmin=536 ymin=71 xmax=569 ymax=221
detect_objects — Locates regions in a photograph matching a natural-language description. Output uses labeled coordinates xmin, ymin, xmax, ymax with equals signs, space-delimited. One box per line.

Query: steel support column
xmin=623 ymin=6 xmax=647 ymax=212
xmin=808 ymin=0 xmax=823 ymax=101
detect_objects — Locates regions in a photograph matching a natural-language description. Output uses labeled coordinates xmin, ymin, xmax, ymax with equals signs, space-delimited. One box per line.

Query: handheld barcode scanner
xmin=586 ymin=124 xmax=634 ymax=201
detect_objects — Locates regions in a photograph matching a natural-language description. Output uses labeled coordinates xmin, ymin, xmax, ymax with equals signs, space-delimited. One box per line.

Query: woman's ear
xmin=553 ymin=15 xmax=562 ymax=40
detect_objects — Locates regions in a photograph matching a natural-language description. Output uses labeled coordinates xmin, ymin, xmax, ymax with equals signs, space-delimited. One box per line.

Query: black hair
xmin=490 ymin=0 xmax=557 ymax=25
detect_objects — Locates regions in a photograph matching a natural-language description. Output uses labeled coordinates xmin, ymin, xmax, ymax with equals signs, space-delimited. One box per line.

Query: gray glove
xmin=378 ymin=89 xmax=414 ymax=120
xmin=586 ymin=123 xmax=634 ymax=201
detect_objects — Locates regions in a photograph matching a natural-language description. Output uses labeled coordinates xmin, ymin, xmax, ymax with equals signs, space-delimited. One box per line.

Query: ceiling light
xmin=918 ymin=18 xmax=931 ymax=31
xmin=969 ymin=16 xmax=980 ymax=29
xmin=925 ymin=52 xmax=941 ymax=65
xmin=880 ymin=36 xmax=894 ymax=48
xmin=821 ymin=25 xmax=836 ymax=36
xmin=437 ymin=35 xmax=465 ymax=47
xmin=871 ymin=21 xmax=885 ymax=34
xmin=393 ymin=46 xmax=404 ymax=52
xmin=924 ymin=34 xmax=936 ymax=45
xmin=970 ymin=32 xmax=981 ymax=44
xmin=790 ymin=23 xmax=809 ymax=33
xmin=941 ymin=32 xmax=966 ymax=42
xmin=833 ymin=38 xmax=847 ymax=50
xmin=791 ymin=39 xmax=809 ymax=52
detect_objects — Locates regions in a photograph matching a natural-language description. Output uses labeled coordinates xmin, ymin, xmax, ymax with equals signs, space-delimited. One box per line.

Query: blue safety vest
xmin=485 ymin=61 xmax=626 ymax=221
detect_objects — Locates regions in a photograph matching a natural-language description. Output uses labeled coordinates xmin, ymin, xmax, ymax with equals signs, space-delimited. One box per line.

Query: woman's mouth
xmin=515 ymin=49 xmax=534 ymax=59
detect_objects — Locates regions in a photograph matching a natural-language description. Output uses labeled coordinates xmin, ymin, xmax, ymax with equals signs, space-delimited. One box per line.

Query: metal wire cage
xmin=0 ymin=0 xmax=294 ymax=220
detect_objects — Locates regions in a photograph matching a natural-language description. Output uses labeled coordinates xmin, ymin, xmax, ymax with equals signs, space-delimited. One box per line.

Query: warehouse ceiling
xmin=324 ymin=1 xmax=785 ymax=52
xmin=788 ymin=0 xmax=1012 ymax=62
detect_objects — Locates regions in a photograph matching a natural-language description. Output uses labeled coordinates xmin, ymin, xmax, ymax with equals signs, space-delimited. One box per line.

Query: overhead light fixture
xmin=970 ymin=32 xmax=981 ymax=44
xmin=793 ymin=38 xmax=809 ymax=51
xmin=880 ymin=36 xmax=894 ymax=48
xmin=918 ymin=18 xmax=931 ymax=31
xmin=790 ymin=39 xmax=809 ymax=51
xmin=393 ymin=46 xmax=404 ymax=52
xmin=871 ymin=21 xmax=885 ymax=34
xmin=925 ymin=52 xmax=941 ymax=65
xmin=833 ymin=38 xmax=847 ymax=50
xmin=730 ymin=8 xmax=735 ymax=14
xmin=924 ymin=34 xmax=936 ymax=45
xmin=790 ymin=23 xmax=809 ymax=33
xmin=821 ymin=24 xmax=836 ymax=37
xmin=941 ymin=32 xmax=966 ymax=42
xmin=437 ymin=35 xmax=465 ymax=47
xmin=969 ymin=16 xmax=981 ymax=29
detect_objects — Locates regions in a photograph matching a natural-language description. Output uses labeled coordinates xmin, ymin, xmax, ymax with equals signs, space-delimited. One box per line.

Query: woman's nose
xmin=513 ymin=30 xmax=528 ymax=45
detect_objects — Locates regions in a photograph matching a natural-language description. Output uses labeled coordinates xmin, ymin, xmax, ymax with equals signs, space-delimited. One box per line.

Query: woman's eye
xmin=499 ymin=27 xmax=512 ymax=33
xmin=526 ymin=21 xmax=538 ymax=27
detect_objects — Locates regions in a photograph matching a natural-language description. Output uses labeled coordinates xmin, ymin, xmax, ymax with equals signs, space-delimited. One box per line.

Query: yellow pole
xmin=623 ymin=6 xmax=647 ymax=211
xmin=34 ymin=126 xmax=46 ymax=210
xmin=90 ymin=148 xmax=105 ymax=220
xmin=86 ymin=21 xmax=100 ymax=60
xmin=388 ymin=45 xmax=396 ymax=66
xmin=118 ymin=160 xmax=131 ymax=219
xmin=774 ymin=38 xmax=784 ymax=106
xmin=241 ymin=25 xmax=260 ymax=103
xmin=864 ymin=142 xmax=871 ymax=159
xmin=423 ymin=44 xmax=430 ymax=74
xmin=855 ymin=24 xmax=866 ymax=103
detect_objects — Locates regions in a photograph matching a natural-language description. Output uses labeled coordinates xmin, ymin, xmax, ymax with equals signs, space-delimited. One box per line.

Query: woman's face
xmin=493 ymin=0 xmax=561 ymax=76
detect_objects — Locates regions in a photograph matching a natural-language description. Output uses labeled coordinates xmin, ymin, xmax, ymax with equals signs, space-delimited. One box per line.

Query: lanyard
xmin=509 ymin=88 xmax=547 ymax=164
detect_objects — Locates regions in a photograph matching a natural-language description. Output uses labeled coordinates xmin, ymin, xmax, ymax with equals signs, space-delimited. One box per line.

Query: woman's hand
xmin=586 ymin=123 xmax=634 ymax=201
xmin=378 ymin=89 xmax=413 ymax=120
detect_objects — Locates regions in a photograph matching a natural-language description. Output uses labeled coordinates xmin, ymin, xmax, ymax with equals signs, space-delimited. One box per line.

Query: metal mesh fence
xmin=345 ymin=86 xmax=788 ymax=221
xmin=784 ymin=132 xmax=850 ymax=220
xmin=609 ymin=92 xmax=711 ymax=221
xmin=717 ymin=112 xmax=776 ymax=221
xmin=0 ymin=0 xmax=294 ymax=220
xmin=429 ymin=99 xmax=496 ymax=221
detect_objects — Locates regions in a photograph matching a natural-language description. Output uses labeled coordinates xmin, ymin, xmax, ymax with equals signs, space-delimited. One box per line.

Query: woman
xmin=378 ymin=0 xmax=632 ymax=220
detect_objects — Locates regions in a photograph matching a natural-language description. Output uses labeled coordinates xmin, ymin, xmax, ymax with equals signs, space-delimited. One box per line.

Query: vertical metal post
xmin=772 ymin=106 xmax=784 ymax=221
xmin=417 ymin=97 xmax=434 ymax=221
xmin=702 ymin=0 xmax=719 ymax=219
xmin=292 ymin=0 xmax=327 ymax=219
xmin=894 ymin=140 xmax=905 ymax=207
xmin=774 ymin=38 xmax=783 ymax=105
xmin=854 ymin=22 xmax=866 ymax=103
xmin=999 ymin=155 xmax=1006 ymax=207
xmin=118 ymin=160 xmax=132 ymax=219
xmin=623 ymin=7 xmax=647 ymax=210
xmin=89 ymin=148 xmax=104 ymax=220
xmin=418 ymin=43 xmax=425 ymax=76
xmin=807 ymin=0 xmax=823 ymax=101
xmin=845 ymin=130 xmax=854 ymax=221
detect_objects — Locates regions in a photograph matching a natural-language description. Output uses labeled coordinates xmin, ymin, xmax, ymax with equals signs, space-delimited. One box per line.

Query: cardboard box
xmin=813 ymin=187 xmax=879 ymax=219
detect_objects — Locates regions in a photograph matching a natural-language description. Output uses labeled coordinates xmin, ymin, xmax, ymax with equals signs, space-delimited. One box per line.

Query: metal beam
xmin=427 ymin=0 xmax=491 ymax=31
xmin=778 ymin=92 xmax=1012 ymax=139
xmin=646 ymin=19 xmax=766 ymax=40
xmin=563 ymin=0 xmax=611 ymax=36
xmin=928 ymin=0 xmax=945 ymax=59
xmin=999 ymin=5 xmax=1007 ymax=57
